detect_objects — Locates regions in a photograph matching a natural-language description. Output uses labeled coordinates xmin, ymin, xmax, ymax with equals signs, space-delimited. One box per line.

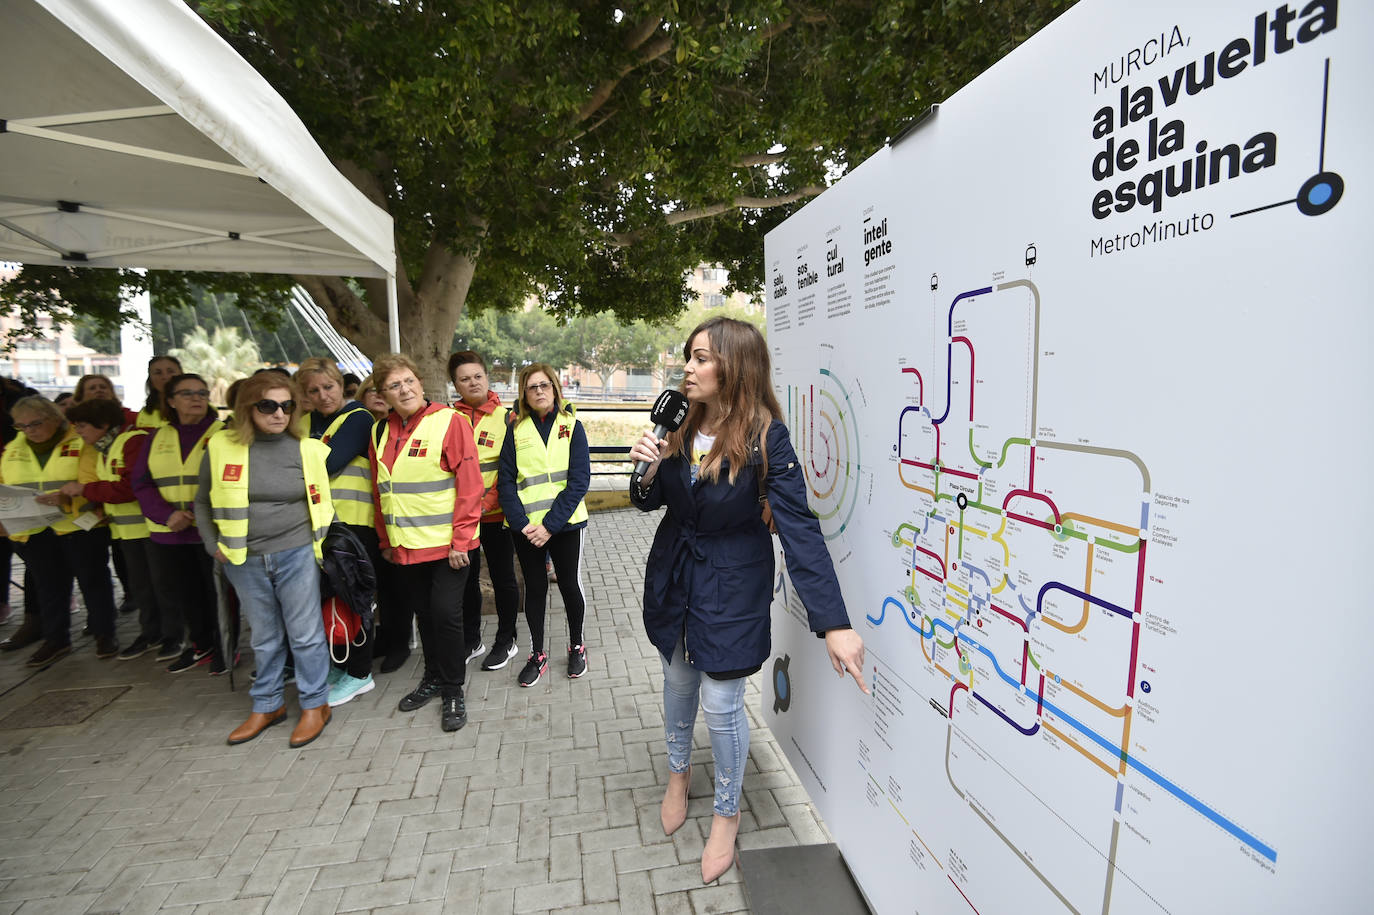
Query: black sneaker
xmin=167 ymin=646 xmax=209 ymax=673
xmin=95 ymin=636 xmax=120 ymax=659
xmin=26 ymin=640 xmax=71 ymax=668
xmin=118 ymin=635 xmax=154 ymax=660
xmin=517 ymin=651 xmax=548 ymax=688
xmin=465 ymin=641 xmax=486 ymax=664
xmin=398 ymin=678 xmax=442 ymax=712
xmin=155 ymin=639 xmax=183 ymax=661
xmin=441 ymin=695 xmax=467 ymax=732
xmin=208 ymin=652 xmax=239 ymax=677
xmin=481 ymin=639 xmax=518 ymax=671
xmin=567 ymin=644 xmax=587 ymax=679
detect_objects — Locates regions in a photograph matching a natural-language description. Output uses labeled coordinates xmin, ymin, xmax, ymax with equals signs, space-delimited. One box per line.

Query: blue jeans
xmin=661 ymin=637 xmax=749 ymax=816
xmin=222 ymin=544 xmax=329 ymax=713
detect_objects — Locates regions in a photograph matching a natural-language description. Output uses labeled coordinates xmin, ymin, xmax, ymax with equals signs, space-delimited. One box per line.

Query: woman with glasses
xmin=132 ymin=373 xmax=226 ymax=673
xmin=195 ymin=374 xmax=335 ymax=748
xmin=369 ymin=354 xmax=483 ymax=732
xmin=136 ymin=356 xmax=183 ymax=429
xmin=297 ymin=357 xmax=382 ymax=700
xmin=0 ymin=396 xmax=117 ymax=665
xmin=497 ymin=363 xmax=591 ymax=688
xmin=627 ymin=317 xmax=868 ymax=883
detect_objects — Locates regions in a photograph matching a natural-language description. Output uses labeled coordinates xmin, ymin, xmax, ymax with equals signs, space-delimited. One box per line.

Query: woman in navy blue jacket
xmin=629 ymin=316 xmax=868 ymax=884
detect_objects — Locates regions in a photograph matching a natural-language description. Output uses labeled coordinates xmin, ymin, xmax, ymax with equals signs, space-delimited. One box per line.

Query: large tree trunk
xmin=296 ymin=242 xmax=476 ymax=403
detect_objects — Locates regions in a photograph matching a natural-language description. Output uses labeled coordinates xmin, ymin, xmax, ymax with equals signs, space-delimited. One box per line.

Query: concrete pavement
xmin=0 ymin=507 xmax=833 ymax=914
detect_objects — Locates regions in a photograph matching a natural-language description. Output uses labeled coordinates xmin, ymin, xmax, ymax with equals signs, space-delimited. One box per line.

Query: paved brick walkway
xmin=0 ymin=508 xmax=830 ymax=913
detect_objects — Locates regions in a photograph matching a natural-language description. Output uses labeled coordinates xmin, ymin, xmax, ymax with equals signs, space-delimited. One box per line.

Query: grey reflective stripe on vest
xmin=335 ymin=464 xmax=371 ymax=480
xmin=220 ymin=534 xmax=248 ymax=549
xmin=516 ymin=469 xmax=568 ymax=491
xmin=522 ymin=497 xmax=556 ymax=514
xmin=111 ymin=515 xmax=145 ymax=525
xmin=313 ymin=524 xmax=329 ymax=543
xmin=478 ymin=459 xmax=500 ymax=473
xmin=332 ymin=489 xmax=372 ymax=503
xmin=9 ymin=481 xmax=42 ymax=491
xmin=149 ymin=475 xmax=180 ymax=487
xmin=392 ymin=512 xmax=454 ymax=528
xmin=211 ymin=507 xmax=250 ymax=521
xmin=386 ymin=479 xmax=454 ymax=495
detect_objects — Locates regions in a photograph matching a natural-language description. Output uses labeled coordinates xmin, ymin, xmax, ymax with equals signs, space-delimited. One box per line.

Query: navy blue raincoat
xmin=631 ymin=420 xmax=850 ymax=674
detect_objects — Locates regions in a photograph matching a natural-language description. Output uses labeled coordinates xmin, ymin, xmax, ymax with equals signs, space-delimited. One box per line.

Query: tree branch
xmin=576 ymin=31 xmax=674 ymax=123
xmin=607 ymin=185 xmax=825 ymax=247
xmin=734 ymin=151 xmax=789 ymax=167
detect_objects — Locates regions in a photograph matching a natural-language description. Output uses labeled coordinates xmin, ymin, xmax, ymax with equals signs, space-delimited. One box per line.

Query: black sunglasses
xmin=254 ymin=399 xmax=297 ymax=416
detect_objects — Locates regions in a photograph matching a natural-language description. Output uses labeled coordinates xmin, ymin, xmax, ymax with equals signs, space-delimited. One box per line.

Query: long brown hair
xmin=665 ymin=317 xmax=780 ymax=484
xmin=227 ymin=374 xmax=303 ymax=444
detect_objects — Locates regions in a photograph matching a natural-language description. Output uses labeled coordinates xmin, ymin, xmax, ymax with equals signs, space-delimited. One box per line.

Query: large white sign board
xmin=762 ymin=1 xmax=1369 ymax=912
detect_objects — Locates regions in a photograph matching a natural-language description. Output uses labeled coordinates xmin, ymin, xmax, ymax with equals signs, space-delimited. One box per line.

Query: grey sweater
xmin=195 ymin=432 xmax=313 ymax=557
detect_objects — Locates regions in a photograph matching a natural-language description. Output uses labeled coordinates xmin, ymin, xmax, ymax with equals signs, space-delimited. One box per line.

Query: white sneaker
xmin=465 ymin=641 xmax=486 ymax=664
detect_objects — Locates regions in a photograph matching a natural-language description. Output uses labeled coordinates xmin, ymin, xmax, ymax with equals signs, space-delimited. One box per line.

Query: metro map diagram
xmin=861 ymin=276 xmax=1278 ymax=913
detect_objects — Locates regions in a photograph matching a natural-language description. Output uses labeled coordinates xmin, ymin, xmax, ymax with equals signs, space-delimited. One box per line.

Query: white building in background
xmin=0 ymin=310 xmax=125 ymax=399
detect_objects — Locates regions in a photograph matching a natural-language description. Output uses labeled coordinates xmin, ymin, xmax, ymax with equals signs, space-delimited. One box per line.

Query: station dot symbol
xmin=956 ymin=493 xmax=968 ymax=510
xmin=1296 ymin=171 xmax=1344 ymax=216
xmin=1140 ymin=680 xmax=1151 ymax=693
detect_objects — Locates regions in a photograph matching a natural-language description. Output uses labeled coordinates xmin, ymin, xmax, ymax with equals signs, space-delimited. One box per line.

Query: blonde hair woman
xmin=194 ymin=373 xmax=335 ymax=747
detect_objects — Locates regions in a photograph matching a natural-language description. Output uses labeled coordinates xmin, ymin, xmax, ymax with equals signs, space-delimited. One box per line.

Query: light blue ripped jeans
xmin=661 ymin=637 xmax=749 ymax=817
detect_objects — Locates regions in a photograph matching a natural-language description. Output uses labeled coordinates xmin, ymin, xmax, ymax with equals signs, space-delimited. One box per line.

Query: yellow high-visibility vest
xmin=318 ymin=404 xmax=376 ymax=528
xmin=0 ymin=426 xmax=87 ymax=541
xmin=205 ymin=432 xmax=334 ymax=564
xmin=144 ymin=420 xmax=221 ymax=535
xmin=469 ymin=407 xmax=511 ymax=489
xmin=136 ymin=406 xmax=167 ymax=430
xmin=375 ymin=409 xmax=459 ymax=550
xmin=511 ymin=405 xmax=587 ymax=527
xmin=100 ymin=428 xmax=150 ymax=541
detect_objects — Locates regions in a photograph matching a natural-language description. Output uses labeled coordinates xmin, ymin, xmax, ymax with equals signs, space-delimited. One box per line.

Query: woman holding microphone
xmin=628 ymin=316 xmax=868 ymax=883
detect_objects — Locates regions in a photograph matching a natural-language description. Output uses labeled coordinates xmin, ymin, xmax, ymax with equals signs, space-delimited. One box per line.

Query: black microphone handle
xmin=631 ymin=423 xmax=670 ymax=483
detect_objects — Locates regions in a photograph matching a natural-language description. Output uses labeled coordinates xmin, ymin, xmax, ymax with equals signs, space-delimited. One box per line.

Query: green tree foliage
xmin=1 ymin=0 xmax=1074 ymax=392
xmin=568 ymin=313 xmax=677 ymax=390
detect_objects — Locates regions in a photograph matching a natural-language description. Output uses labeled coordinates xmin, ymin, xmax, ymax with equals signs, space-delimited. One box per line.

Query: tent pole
xmin=386 ymin=273 xmax=400 ymax=352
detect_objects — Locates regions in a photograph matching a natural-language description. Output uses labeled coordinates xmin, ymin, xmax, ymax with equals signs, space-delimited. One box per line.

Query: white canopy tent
xmin=0 ymin=0 xmax=401 ymax=350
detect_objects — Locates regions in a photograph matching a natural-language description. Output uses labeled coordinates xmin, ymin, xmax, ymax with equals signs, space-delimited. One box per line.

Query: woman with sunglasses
xmin=297 ymin=356 xmax=382 ymax=700
xmin=132 ymin=373 xmax=225 ymax=673
xmin=194 ymin=374 xmax=335 ymax=747
xmin=369 ymin=354 xmax=484 ymax=732
xmin=496 ymin=363 xmax=591 ymax=687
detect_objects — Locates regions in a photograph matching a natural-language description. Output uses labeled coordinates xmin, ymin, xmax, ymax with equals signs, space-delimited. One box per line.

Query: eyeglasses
xmin=384 ymin=377 xmax=420 ymax=395
xmin=254 ymin=399 xmax=297 ymax=415
xmin=172 ymin=389 xmax=211 ymax=399
xmin=12 ymin=419 xmax=48 ymax=432
xmin=527 ymin=382 xmax=553 ymax=393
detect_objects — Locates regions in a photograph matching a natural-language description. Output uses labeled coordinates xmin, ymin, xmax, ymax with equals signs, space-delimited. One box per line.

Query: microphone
xmin=633 ymin=390 xmax=690 ymax=484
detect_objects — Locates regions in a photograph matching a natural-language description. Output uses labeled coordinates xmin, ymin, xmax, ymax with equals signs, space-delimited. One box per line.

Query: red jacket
xmin=369 ymin=401 xmax=483 ymax=565
xmin=81 ymin=427 xmax=147 ymax=508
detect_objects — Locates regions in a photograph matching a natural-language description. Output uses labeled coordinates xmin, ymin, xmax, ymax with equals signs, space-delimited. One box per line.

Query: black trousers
xmin=393 ymin=558 xmax=469 ymax=698
xmin=512 ymin=526 xmax=586 ymax=654
xmin=16 ymin=527 xmax=116 ymax=645
xmin=464 ymin=520 xmax=521 ymax=648
xmin=117 ymin=538 xmax=162 ymax=643
xmin=146 ymin=541 xmax=217 ymax=650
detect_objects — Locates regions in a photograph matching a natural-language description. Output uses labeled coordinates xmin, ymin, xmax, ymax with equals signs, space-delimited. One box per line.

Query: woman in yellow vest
xmin=369 ymin=353 xmax=484 ymax=732
xmin=496 ymin=363 xmax=591 ymax=688
xmin=448 ymin=350 xmax=521 ymax=672
xmin=135 ymin=355 xmax=182 ymax=430
xmin=61 ymin=398 xmax=172 ymax=661
xmin=298 ymin=357 xmax=380 ymax=703
xmin=132 ymin=372 xmax=225 ymax=674
xmin=0 ymin=395 xmax=117 ymax=666
xmin=195 ymin=372 xmax=335 ymax=748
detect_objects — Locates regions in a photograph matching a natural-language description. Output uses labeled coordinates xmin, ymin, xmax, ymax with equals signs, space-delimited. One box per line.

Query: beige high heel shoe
xmin=701 ymin=812 xmax=741 ymax=883
xmin=660 ymin=766 xmax=691 ymax=835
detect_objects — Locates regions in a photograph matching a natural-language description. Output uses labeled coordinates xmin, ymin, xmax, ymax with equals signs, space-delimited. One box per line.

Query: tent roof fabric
xmin=0 ymin=0 xmax=394 ymax=279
